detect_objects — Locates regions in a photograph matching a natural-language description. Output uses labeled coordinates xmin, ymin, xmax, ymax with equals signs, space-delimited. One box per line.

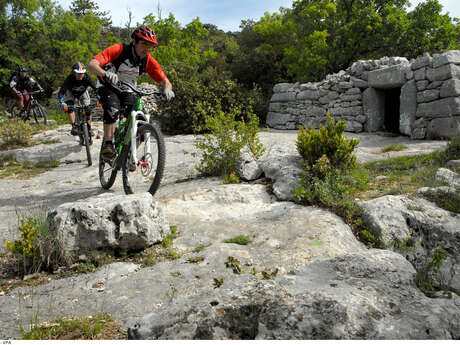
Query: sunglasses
xmin=139 ymin=41 xmax=155 ymax=51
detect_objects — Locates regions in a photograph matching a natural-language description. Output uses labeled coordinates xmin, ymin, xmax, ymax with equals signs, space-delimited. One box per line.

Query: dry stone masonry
xmin=267 ymin=51 xmax=460 ymax=139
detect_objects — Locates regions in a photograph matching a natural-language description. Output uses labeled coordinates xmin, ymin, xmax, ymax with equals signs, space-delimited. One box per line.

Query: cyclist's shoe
xmin=101 ymin=141 xmax=116 ymax=161
xmin=70 ymin=124 xmax=78 ymax=136
xmin=128 ymin=161 xmax=136 ymax=172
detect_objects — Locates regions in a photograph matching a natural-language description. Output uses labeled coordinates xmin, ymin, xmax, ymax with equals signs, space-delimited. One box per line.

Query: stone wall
xmin=267 ymin=51 xmax=460 ymax=139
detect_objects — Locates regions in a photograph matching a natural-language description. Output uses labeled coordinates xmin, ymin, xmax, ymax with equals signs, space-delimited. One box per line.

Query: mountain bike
xmin=99 ymin=81 xmax=166 ymax=196
xmin=11 ymin=90 xmax=47 ymax=125
xmin=66 ymin=103 xmax=100 ymax=166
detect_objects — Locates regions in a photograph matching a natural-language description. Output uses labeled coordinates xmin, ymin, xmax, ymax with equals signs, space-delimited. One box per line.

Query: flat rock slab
xmin=0 ymin=179 xmax=365 ymax=339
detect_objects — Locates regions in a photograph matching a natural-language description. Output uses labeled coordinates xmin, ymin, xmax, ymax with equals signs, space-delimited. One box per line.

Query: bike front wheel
xmin=82 ymin=123 xmax=92 ymax=166
xmin=122 ymin=122 xmax=165 ymax=195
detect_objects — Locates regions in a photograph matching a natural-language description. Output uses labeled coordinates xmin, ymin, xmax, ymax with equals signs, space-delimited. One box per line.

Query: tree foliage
xmin=0 ymin=0 xmax=458 ymax=130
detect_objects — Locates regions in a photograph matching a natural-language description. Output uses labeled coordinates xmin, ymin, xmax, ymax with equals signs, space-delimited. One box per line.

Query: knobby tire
xmin=98 ymin=140 xmax=118 ymax=189
xmin=121 ymin=122 xmax=165 ymax=196
xmin=82 ymin=123 xmax=92 ymax=166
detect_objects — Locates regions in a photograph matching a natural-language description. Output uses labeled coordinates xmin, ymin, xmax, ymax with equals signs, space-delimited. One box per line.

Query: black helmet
xmin=18 ymin=66 xmax=27 ymax=72
xmin=72 ymin=62 xmax=86 ymax=74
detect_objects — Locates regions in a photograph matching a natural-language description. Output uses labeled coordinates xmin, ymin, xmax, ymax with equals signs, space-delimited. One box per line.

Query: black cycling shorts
xmin=98 ymin=87 xmax=136 ymax=124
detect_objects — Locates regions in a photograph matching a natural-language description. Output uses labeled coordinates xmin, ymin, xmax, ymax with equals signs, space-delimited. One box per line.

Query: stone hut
xmin=267 ymin=51 xmax=460 ymax=139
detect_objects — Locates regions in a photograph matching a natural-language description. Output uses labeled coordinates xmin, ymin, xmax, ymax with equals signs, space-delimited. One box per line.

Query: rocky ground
xmin=0 ymin=123 xmax=459 ymax=339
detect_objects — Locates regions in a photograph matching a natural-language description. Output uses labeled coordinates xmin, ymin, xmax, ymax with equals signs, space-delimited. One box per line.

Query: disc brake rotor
xmin=140 ymin=153 xmax=153 ymax=177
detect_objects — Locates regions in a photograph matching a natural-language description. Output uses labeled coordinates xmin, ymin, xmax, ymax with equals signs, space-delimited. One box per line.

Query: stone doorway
xmin=384 ymin=88 xmax=401 ymax=134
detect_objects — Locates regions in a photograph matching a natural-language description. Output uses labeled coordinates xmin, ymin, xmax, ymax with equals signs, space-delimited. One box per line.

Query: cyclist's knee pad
xmin=103 ymin=106 xmax=120 ymax=124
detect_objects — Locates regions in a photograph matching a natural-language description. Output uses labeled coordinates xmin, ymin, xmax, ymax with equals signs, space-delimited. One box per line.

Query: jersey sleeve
xmin=57 ymin=76 xmax=70 ymax=98
xmin=9 ymin=76 xmax=18 ymax=89
xmin=93 ymin=43 xmax=123 ymax=68
xmin=146 ymin=55 xmax=167 ymax=83
xmin=84 ymin=74 xmax=97 ymax=90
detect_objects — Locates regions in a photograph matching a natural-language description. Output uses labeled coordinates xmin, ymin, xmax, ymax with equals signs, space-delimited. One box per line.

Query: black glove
xmin=103 ymin=71 xmax=118 ymax=85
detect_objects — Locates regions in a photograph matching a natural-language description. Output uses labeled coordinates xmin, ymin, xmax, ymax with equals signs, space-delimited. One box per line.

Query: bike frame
xmin=119 ymin=104 xmax=151 ymax=168
xmin=105 ymin=81 xmax=163 ymax=171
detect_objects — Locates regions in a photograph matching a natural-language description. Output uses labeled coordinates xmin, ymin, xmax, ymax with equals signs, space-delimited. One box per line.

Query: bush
xmin=3 ymin=209 xmax=71 ymax=274
xmin=441 ymin=133 xmax=460 ymax=162
xmin=293 ymin=114 xmax=383 ymax=248
xmin=0 ymin=119 xmax=33 ymax=149
xmin=296 ymin=113 xmax=360 ymax=170
xmin=194 ymin=109 xmax=264 ymax=178
xmin=157 ymin=62 xmax=265 ymax=134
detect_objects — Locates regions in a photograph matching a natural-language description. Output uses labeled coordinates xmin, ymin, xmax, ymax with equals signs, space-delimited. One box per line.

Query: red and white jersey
xmin=93 ymin=43 xmax=166 ymax=89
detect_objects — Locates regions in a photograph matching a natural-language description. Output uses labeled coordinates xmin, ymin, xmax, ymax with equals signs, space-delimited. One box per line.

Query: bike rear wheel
xmin=122 ymin=122 xmax=165 ymax=195
xmin=99 ymin=140 xmax=118 ymax=189
xmin=10 ymin=105 xmax=20 ymax=118
xmin=31 ymin=103 xmax=47 ymax=125
xmin=82 ymin=123 xmax=92 ymax=166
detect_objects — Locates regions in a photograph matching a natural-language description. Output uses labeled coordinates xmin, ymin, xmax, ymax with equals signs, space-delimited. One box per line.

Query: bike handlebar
xmin=111 ymin=81 xmax=165 ymax=100
xmin=17 ymin=90 xmax=44 ymax=96
xmin=67 ymin=103 xmax=101 ymax=111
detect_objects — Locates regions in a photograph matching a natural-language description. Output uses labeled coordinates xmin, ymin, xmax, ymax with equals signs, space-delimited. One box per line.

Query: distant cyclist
xmin=87 ymin=25 xmax=175 ymax=161
xmin=9 ymin=66 xmax=44 ymax=115
xmin=57 ymin=62 xmax=97 ymax=136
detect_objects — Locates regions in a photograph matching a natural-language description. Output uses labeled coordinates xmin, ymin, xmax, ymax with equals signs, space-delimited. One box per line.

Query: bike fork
xmin=130 ymin=111 xmax=151 ymax=167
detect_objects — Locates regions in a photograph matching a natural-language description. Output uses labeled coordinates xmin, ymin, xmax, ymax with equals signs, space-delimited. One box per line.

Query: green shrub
xmin=0 ymin=119 xmax=33 ymax=149
xmin=157 ymin=62 xmax=265 ymax=134
xmin=415 ymin=246 xmax=451 ymax=296
xmin=3 ymin=210 xmax=70 ymax=274
xmin=296 ymin=113 xmax=360 ymax=170
xmin=194 ymin=109 xmax=264 ymax=177
xmin=381 ymin=144 xmax=407 ymax=153
xmin=441 ymin=133 xmax=460 ymax=162
xmin=224 ymin=235 xmax=252 ymax=245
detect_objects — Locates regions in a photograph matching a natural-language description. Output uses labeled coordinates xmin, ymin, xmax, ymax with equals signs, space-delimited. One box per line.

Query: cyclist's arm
xmin=88 ymin=43 xmax=124 ymax=78
xmin=88 ymin=58 xmax=105 ymax=79
xmin=57 ymin=76 xmax=71 ymax=99
xmin=9 ymin=77 xmax=18 ymax=91
xmin=160 ymin=77 xmax=172 ymax=92
xmin=85 ymin=73 xmax=97 ymax=90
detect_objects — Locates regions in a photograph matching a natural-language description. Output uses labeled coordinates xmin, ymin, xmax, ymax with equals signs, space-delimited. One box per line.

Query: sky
xmin=56 ymin=0 xmax=460 ymax=32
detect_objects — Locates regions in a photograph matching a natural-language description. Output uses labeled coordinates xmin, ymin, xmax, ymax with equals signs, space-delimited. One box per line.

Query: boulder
xmin=435 ymin=167 xmax=460 ymax=190
xmin=235 ymin=150 xmax=263 ymax=181
xmin=260 ymin=144 xmax=303 ymax=201
xmin=49 ymin=193 xmax=169 ymax=254
xmin=360 ymin=194 xmax=460 ymax=293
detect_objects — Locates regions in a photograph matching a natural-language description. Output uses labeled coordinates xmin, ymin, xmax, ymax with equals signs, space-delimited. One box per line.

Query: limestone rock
xmin=128 ymin=250 xmax=460 ymax=340
xmin=260 ymin=144 xmax=303 ymax=201
xmin=235 ymin=150 xmax=263 ymax=181
xmin=49 ymin=193 xmax=169 ymax=253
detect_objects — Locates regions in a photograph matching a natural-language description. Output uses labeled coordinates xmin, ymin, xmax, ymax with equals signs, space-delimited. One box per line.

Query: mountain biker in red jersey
xmin=87 ymin=25 xmax=174 ymax=161
xmin=57 ymin=62 xmax=97 ymax=136
xmin=9 ymin=67 xmax=44 ymax=115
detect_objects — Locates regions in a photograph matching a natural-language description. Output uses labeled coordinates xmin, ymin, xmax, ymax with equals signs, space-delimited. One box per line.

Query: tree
xmin=70 ymin=0 xmax=111 ymax=26
xmin=401 ymin=0 xmax=458 ymax=57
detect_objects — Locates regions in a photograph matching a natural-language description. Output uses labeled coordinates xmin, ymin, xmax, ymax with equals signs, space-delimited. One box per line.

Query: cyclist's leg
xmin=23 ymin=90 xmax=30 ymax=111
xmin=80 ymin=91 xmax=93 ymax=144
xmin=98 ymin=87 xmax=121 ymax=160
xmin=16 ymin=92 xmax=25 ymax=112
xmin=81 ymin=90 xmax=92 ymax=129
